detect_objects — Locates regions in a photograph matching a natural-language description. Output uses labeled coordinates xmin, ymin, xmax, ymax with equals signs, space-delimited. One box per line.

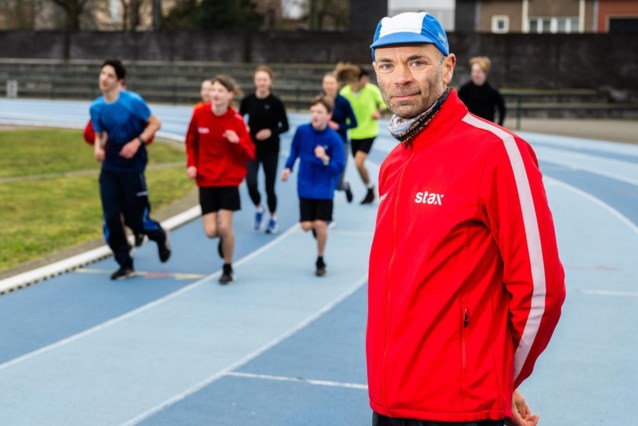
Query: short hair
xmin=469 ymin=56 xmax=492 ymax=74
xmin=102 ymin=59 xmax=126 ymax=80
xmin=254 ymin=65 xmax=274 ymax=80
xmin=310 ymin=94 xmax=334 ymax=113
xmin=210 ymin=74 xmax=242 ymax=97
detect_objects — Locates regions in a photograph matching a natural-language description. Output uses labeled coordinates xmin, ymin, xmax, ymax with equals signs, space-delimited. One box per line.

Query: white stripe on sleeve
xmin=462 ymin=114 xmax=546 ymax=382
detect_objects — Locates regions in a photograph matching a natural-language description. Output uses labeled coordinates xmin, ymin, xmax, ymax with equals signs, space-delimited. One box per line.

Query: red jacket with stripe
xmin=367 ymin=90 xmax=565 ymax=422
xmin=185 ymin=105 xmax=255 ymax=187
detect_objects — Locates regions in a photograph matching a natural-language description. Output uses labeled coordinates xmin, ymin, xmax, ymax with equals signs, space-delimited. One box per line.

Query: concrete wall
xmin=0 ymin=30 xmax=636 ymax=96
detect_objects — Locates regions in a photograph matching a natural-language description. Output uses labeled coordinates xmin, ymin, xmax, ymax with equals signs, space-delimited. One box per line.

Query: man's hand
xmin=255 ymin=128 xmax=272 ymax=141
xmin=328 ymin=120 xmax=340 ymax=131
xmin=94 ymin=146 xmax=105 ymax=163
xmin=281 ymin=168 xmax=291 ymax=181
xmin=186 ymin=166 xmax=197 ymax=180
xmin=372 ymin=111 xmax=382 ymax=120
xmin=512 ymin=389 xmax=539 ymax=426
xmin=224 ymin=130 xmax=239 ymax=143
xmin=120 ymin=138 xmax=142 ymax=159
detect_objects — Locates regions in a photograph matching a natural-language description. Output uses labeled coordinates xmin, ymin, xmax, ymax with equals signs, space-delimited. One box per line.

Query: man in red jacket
xmin=367 ymin=12 xmax=566 ymax=426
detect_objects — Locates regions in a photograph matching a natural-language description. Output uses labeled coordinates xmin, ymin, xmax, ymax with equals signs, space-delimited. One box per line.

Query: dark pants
xmin=99 ymin=169 xmax=165 ymax=268
xmin=246 ymin=151 xmax=279 ymax=213
xmin=372 ymin=413 xmax=506 ymax=426
xmin=336 ymin=141 xmax=349 ymax=191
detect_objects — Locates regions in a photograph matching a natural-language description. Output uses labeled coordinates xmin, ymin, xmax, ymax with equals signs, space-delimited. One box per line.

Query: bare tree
xmin=0 ymin=0 xmax=42 ymax=29
xmin=49 ymin=0 xmax=89 ymax=29
xmin=152 ymin=0 xmax=160 ymax=30
xmin=305 ymin=0 xmax=349 ymax=30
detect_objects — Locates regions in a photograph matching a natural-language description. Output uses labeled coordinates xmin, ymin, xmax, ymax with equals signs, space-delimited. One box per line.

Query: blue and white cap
xmin=370 ymin=12 xmax=449 ymax=60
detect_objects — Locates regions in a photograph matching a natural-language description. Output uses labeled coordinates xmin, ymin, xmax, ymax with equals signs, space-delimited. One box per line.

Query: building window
xmin=529 ymin=17 xmax=578 ymax=33
xmin=491 ymin=15 xmax=509 ymax=33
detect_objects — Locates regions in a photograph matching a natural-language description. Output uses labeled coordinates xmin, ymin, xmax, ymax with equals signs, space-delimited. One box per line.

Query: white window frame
xmin=529 ymin=16 xmax=579 ymax=33
xmin=491 ymin=15 xmax=510 ymax=33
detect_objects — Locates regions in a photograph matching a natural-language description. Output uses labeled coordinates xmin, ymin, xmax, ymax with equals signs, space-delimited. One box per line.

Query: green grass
xmin=0 ymin=128 xmax=194 ymax=271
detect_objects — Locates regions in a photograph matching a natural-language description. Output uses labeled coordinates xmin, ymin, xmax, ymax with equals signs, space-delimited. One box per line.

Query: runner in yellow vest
xmin=339 ymin=67 xmax=386 ymax=204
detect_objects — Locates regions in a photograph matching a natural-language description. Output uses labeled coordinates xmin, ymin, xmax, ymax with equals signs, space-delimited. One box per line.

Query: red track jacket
xmin=367 ymin=90 xmax=565 ymax=422
xmin=185 ymin=105 xmax=255 ymax=187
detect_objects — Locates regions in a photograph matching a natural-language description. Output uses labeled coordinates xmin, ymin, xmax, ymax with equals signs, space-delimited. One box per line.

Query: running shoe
xmin=265 ymin=218 xmax=279 ymax=234
xmin=111 ymin=266 xmax=135 ymax=281
xmin=254 ymin=208 xmax=265 ymax=230
xmin=315 ymin=258 xmax=327 ymax=277
xmin=344 ymin=181 xmax=354 ymax=203
xmin=327 ymin=221 xmax=336 ymax=230
xmin=219 ymin=264 xmax=235 ymax=285
xmin=360 ymin=187 xmax=376 ymax=205
xmin=158 ymin=230 xmax=171 ymax=263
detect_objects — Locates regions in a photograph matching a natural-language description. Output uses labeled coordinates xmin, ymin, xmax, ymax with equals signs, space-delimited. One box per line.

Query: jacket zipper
xmin=462 ymin=307 xmax=469 ymax=373
xmin=381 ymin=150 xmax=414 ymax=414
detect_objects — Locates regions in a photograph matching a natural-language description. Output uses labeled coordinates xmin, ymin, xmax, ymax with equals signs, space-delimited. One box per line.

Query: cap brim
xmin=370 ymin=32 xmax=437 ymax=50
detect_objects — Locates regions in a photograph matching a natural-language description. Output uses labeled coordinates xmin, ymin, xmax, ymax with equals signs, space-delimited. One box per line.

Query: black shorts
xmin=351 ymin=137 xmax=376 ymax=156
xmin=372 ymin=412 xmax=505 ymax=426
xmin=299 ymin=198 xmax=333 ymax=222
xmin=199 ymin=186 xmax=241 ymax=215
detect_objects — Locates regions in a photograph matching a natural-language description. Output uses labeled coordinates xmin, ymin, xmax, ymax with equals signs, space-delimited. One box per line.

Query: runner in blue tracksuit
xmin=90 ymin=59 xmax=171 ymax=280
xmin=281 ymin=95 xmax=345 ymax=277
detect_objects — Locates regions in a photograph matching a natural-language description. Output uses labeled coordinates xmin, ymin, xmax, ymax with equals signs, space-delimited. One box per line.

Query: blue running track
xmin=0 ymin=99 xmax=636 ymax=425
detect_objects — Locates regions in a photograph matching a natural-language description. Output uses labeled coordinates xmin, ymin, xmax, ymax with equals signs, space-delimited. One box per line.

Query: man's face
xmin=470 ymin=63 xmax=487 ymax=86
xmin=310 ymin=103 xmax=331 ymax=130
xmin=99 ymin=65 xmax=120 ymax=93
xmin=373 ymin=44 xmax=455 ymax=119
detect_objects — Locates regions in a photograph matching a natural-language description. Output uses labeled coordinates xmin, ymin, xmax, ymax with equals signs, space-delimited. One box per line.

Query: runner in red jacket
xmin=185 ymin=75 xmax=255 ymax=284
xmin=367 ymin=12 xmax=565 ymax=426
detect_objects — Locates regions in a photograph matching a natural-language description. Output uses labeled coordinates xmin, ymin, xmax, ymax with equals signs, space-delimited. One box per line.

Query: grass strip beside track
xmin=0 ymin=128 xmax=192 ymax=270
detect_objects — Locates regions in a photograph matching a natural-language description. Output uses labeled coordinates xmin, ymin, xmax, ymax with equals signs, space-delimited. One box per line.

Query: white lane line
xmin=0 ymin=206 xmax=202 ymax=294
xmin=582 ymin=289 xmax=638 ymax=298
xmin=121 ymin=274 xmax=368 ymax=426
xmin=76 ymin=268 xmax=205 ymax=280
xmin=226 ymin=371 xmax=368 ymax=391
xmin=545 ymin=177 xmax=638 ymax=235
xmin=0 ymin=224 xmax=301 ymax=373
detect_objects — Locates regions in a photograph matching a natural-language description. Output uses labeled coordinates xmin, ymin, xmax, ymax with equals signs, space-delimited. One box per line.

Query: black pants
xmin=99 ymin=169 xmax=166 ymax=268
xmin=336 ymin=141 xmax=349 ymax=191
xmin=246 ymin=151 xmax=279 ymax=213
xmin=372 ymin=413 xmax=505 ymax=426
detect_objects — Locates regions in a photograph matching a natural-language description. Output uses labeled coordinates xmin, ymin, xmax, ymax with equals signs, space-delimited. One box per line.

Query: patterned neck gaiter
xmin=387 ymin=88 xmax=450 ymax=148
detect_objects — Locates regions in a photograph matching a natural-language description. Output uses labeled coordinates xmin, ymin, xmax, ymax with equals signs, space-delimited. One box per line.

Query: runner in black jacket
xmin=240 ymin=65 xmax=289 ymax=234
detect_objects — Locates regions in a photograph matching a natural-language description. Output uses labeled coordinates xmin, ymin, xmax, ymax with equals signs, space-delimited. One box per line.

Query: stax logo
xmin=415 ymin=191 xmax=444 ymax=205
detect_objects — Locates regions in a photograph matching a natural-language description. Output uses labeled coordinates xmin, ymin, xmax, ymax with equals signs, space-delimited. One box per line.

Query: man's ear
xmin=443 ymin=53 xmax=456 ymax=85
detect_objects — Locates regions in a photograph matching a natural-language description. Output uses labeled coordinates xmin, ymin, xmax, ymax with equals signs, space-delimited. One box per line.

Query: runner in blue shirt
xmin=90 ymin=59 xmax=170 ymax=280
xmin=281 ymin=95 xmax=345 ymax=277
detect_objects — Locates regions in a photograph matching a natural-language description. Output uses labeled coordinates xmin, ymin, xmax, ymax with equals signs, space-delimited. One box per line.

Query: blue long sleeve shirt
xmin=331 ymin=94 xmax=358 ymax=144
xmin=285 ymin=123 xmax=345 ymax=200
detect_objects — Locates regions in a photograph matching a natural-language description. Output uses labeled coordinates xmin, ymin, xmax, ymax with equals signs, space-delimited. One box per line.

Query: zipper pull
xmin=463 ymin=308 xmax=470 ymax=328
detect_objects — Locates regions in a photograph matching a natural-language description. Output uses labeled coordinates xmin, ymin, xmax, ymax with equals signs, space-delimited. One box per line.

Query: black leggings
xmin=246 ymin=151 xmax=279 ymax=213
